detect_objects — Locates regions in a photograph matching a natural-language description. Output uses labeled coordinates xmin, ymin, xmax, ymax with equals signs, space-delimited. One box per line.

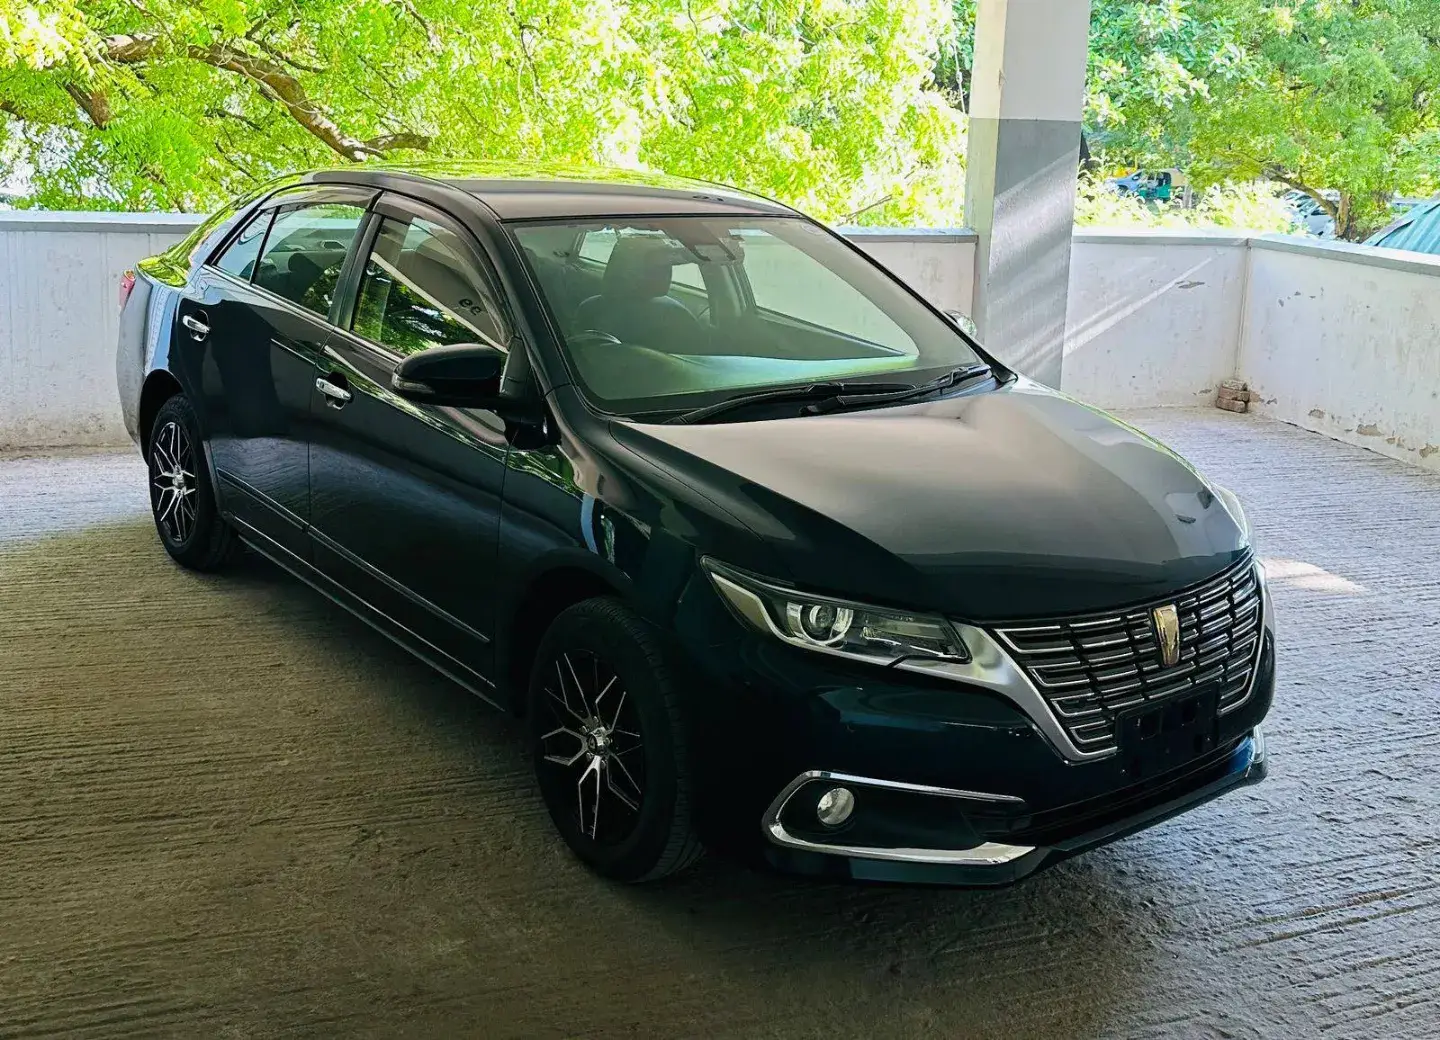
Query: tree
xmin=1082 ymin=0 xmax=1440 ymax=239
xmin=0 ymin=0 xmax=966 ymax=223
xmin=1184 ymin=0 xmax=1440 ymax=239
xmin=944 ymin=0 xmax=1440 ymax=240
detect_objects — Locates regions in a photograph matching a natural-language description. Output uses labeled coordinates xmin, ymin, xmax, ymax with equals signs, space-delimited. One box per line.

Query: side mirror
xmin=943 ymin=309 xmax=979 ymax=339
xmin=391 ymin=342 xmax=505 ymax=407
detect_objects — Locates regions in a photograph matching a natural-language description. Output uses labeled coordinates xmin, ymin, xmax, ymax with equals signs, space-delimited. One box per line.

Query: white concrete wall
xmin=0 ymin=217 xmax=976 ymax=449
xmin=1063 ymin=230 xmax=1249 ymax=409
xmin=1239 ymin=237 xmax=1440 ymax=471
xmin=0 ymin=213 xmax=200 ymax=448
xmin=841 ymin=228 xmax=977 ymax=316
xmin=6 ymin=212 xmax=1440 ymax=480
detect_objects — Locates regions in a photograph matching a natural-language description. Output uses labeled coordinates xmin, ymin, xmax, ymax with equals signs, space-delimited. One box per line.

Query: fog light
xmin=815 ymin=786 xmax=855 ymax=827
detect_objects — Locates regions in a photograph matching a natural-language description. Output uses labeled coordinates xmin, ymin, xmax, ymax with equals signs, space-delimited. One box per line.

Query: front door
xmin=307 ymin=195 xmax=514 ymax=681
xmin=187 ymin=189 xmax=370 ymax=559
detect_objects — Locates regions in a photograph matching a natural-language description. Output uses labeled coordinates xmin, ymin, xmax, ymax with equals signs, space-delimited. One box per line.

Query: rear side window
xmin=253 ymin=203 xmax=367 ymax=317
xmin=352 ymin=214 xmax=509 ymax=356
xmin=212 ymin=210 xmax=273 ymax=280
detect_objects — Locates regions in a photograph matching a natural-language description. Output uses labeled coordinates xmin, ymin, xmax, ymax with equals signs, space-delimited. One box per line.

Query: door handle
xmin=181 ymin=313 xmax=210 ymax=340
xmin=315 ymin=377 xmax=353 ymax=405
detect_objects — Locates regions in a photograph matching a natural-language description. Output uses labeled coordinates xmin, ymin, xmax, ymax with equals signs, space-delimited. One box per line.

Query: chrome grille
xmin=994 ymin=560 xmax=1263 ymax=755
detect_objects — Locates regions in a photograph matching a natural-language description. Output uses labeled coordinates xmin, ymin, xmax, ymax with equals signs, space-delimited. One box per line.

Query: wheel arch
xmin=498 ymin=553 xmax=635 ymax=714
xmin=137 ymin=369 xmax=185 ymax=457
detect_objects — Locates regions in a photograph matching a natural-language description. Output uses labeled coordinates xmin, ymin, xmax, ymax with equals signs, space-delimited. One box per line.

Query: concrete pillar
xmin=964 ymin=0 xmax=1091 ymax=387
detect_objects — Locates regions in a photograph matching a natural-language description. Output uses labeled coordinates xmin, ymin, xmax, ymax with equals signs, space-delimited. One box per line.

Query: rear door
xmin=307 ymin=193 xmax=514 ymax=680
xmin=180 ymin=187 xmax=371 ymax=559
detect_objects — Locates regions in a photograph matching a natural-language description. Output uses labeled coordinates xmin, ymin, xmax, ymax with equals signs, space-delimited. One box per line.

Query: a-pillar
xmin=964 ymin=0 xmax=1091 ymax=387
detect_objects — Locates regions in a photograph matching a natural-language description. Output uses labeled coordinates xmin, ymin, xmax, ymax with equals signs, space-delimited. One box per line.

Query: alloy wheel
xmin=149 ymin=419 xmax=198 ymax=545
xmin=537 ymin=650 xmax=646 ymax=845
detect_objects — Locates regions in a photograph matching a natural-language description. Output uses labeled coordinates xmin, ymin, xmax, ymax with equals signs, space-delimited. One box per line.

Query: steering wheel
xmin=569 ymin=329 xmax=624 ymax=347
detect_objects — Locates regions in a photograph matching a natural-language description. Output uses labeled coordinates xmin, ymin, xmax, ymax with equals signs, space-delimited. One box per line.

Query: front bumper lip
xmin=761 ymin=726 xmax=1267 ymax=882
xmin=762 ymin=770 xmax=1035 ymax=867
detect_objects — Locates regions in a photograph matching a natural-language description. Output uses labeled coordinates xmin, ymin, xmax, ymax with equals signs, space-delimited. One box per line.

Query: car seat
xmin=573 ymin=237 xmax=700 ymax=350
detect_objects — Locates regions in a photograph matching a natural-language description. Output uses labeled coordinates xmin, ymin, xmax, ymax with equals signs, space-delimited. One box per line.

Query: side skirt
xmin=226 ymin=512 xmax=505 ymax=712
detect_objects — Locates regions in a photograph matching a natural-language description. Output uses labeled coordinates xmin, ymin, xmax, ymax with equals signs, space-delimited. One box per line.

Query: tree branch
xmin=65 ymin=83 xmax=113 ymax=128
xmin=362 ymin=131 xmax=432 ymax=153
xmin=94 ymin=32 xmax=429 ymax=161
xmin=1264 ymin=167 xmax=1338 ymax=219
xmin=251 ymin=36 xmax=328 ymax=75
xmin=102 ymin=32 xmax=160 ymax=63
xmin=189 ymin=41 xmax=374 ymax=159
xmin=397 ymin=0 xmax=442 ymax=51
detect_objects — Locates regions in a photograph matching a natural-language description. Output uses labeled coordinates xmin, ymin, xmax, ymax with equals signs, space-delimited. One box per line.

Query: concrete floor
xmin=2 ymin=410 xmax=1439 ymax=1039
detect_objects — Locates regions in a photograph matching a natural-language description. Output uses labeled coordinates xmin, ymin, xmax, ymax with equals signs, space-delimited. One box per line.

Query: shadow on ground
xmin=5 ymin=411 xmax=1440 ymax=1039
xmin=0 ymin=521 xmax=1167 ymax=1040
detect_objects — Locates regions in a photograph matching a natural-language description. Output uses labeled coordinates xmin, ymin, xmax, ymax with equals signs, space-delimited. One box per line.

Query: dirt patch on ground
xmin=2 ymin=418 xmax=1439 ymax=1039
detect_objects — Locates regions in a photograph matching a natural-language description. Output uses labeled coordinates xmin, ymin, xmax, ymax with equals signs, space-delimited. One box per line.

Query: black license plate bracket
xmin=1118 ymin=690 xmax=1219 ymax=779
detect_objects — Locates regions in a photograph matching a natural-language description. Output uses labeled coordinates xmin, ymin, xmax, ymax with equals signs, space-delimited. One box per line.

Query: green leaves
xmin=1085 ymin=0 xmax=1440 ymax=238
xmin=6 ymin=0 xmax=1432 ymax=236
xmin=0 ymin=0 xmax=965 ymax=222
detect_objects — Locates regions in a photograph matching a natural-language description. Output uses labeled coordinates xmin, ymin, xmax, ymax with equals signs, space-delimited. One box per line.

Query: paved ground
xmin=2 ymin=410 xmax=1438 ymax=1039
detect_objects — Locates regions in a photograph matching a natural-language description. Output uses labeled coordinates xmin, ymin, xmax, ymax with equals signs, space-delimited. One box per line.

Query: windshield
xmin=509 ymin=216 xmax=984 ymax=417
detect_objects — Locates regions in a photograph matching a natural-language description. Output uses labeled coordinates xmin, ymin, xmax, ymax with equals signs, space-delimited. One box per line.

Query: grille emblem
xmin=1153 ymin=604 xmax=1181 ymax=668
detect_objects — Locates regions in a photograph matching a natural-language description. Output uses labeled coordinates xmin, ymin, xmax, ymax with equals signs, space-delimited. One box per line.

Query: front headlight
xmin=701 ymin=559 xmax=970 ymax=666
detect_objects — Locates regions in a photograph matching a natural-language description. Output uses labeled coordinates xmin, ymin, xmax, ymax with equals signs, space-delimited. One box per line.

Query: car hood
xmin=609 ymin=379 xmax=1249 ymax=621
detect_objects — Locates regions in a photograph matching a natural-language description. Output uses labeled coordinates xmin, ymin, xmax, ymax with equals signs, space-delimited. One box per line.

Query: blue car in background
xmin=1365 ymin=198 xmax=1440 ymax=255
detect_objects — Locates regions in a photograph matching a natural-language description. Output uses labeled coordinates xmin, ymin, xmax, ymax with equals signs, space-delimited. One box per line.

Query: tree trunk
xmin=1336 ymin=194 xmax=1356 ymax=241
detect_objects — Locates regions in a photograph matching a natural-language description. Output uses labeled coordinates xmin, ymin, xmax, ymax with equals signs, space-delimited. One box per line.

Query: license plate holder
xmin=1118 ymin=690 xmax=1219 ymax=779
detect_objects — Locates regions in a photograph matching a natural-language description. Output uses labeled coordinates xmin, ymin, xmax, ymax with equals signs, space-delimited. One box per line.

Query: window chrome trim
xmin=762 ymin=770 xmax=1034 ymax=867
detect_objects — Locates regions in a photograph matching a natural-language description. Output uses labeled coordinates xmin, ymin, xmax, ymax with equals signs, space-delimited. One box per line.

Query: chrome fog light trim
xmin=762 ymin=770 xmax=1034 ymax=867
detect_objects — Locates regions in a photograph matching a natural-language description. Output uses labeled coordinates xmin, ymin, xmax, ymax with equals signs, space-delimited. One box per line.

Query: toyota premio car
xmin=116 ymin=163 xmax=1274 ymax=885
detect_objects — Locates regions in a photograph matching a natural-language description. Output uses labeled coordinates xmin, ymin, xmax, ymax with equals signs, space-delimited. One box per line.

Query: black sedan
xmin=116 ymin=163 xmax=1274 ymax=885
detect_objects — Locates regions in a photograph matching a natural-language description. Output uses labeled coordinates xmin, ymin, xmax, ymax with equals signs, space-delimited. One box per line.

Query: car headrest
xmin=394 ymin=245 xmax=505 ymax=344
xmin=602 ymin=237 xmax=684 ymax=299
xmin=288 ymin=251 xmax=322 ymax=283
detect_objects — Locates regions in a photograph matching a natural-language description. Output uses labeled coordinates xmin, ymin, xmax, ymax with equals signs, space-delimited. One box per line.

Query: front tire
xmin=528 ymin=597 xmax=704 ymax=882
xmin=147 ymin=394 xmax=239 ymax=571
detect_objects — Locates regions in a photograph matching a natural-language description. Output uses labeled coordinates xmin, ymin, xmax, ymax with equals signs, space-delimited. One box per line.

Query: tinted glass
xmin=352 ymin=214 xmax=509 ymax=356
xmin=253 ymin=202 xmax=366 ymax=317
xmin=579 ymin=228 xmax=707 ymax=299
xmin=744 ymin=230 xmax=911 ymax=353
xmin=212 ymin=209 xmax=272 ymax=280
xmin=511 ymin=216 xmax=981 ymax=417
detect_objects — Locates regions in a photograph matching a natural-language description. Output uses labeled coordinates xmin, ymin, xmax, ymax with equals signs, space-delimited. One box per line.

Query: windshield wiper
xmin=803 ymin=362 xmax=993 ymax=415
xmin=669 ymin=362 xmax=994 ymax=425
xmin=667 ymin=380 xmax=916 ymax=424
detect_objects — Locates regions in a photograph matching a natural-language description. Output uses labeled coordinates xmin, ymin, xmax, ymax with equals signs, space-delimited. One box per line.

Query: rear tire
xmin=147 ymin=394 xmax=240 ymax=571
xmin=528 ymin=597 xmax=704 ymax=882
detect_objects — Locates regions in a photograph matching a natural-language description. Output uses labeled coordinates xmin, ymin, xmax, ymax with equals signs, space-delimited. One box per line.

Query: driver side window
xmin=353 ymin=214 xmax=509 ymax=357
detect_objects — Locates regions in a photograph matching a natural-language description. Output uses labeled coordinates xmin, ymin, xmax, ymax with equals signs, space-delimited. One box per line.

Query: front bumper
xmin=671 ymin=568 xmax=1276 ymax=885
xmin=759 ymin=727 xmax=1267 ymax=885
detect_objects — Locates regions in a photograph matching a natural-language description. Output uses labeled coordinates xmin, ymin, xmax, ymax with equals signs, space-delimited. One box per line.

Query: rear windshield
xmin=509 ymin=216 xmax=982 ymax=418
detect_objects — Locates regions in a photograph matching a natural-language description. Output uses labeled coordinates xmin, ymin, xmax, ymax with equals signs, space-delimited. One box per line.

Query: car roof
xmin=308 ymin=160 xmax=796 ymax=221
